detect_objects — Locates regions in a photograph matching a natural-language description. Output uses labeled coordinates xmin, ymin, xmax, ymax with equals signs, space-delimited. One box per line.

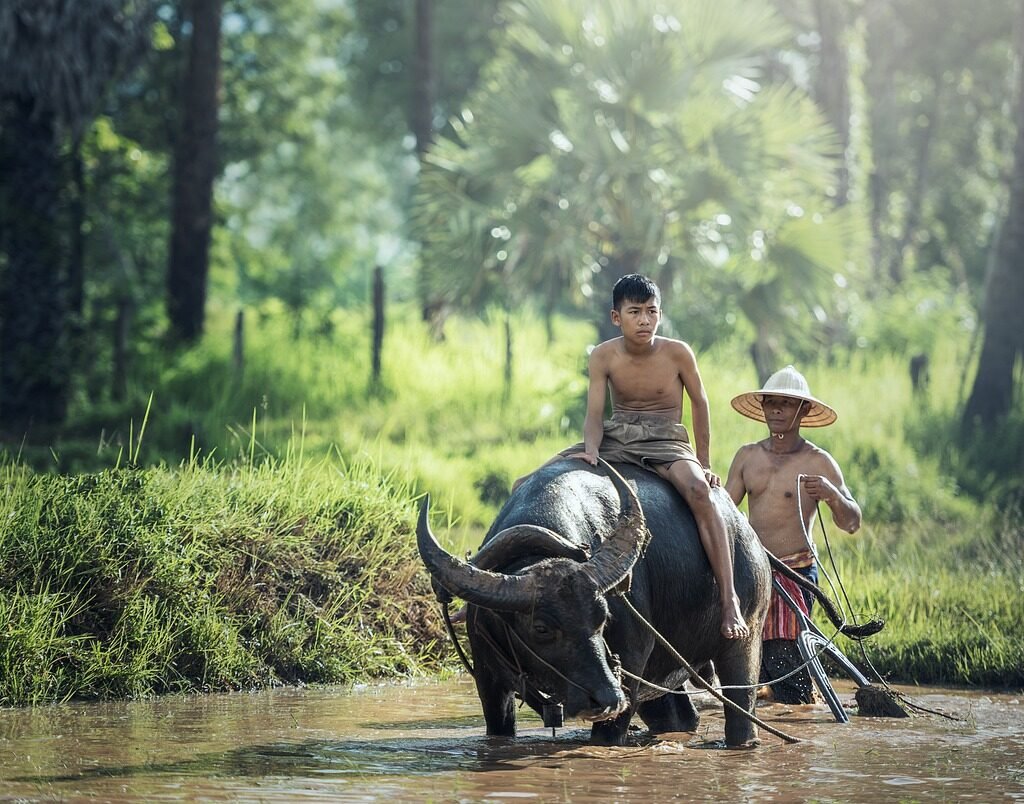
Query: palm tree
xmin=413 ymin=0 xmax=861 ymax=367
xmin=0 ymin=0 xmax=155 ymax=430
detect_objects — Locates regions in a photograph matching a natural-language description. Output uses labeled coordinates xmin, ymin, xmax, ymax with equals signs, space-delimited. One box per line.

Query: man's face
xmin=611 ymin=296 xmax=661 ymax=342
xmin=759 ymin=394 xmax=808 ymax=434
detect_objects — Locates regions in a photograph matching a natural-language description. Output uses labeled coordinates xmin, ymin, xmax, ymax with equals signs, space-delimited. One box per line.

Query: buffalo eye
xmin=532 ymin=618 xmax=556 ymax=642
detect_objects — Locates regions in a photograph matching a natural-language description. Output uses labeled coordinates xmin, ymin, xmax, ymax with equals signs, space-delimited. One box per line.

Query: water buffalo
xmin=417 ymin=457 xmax=773 ymax=747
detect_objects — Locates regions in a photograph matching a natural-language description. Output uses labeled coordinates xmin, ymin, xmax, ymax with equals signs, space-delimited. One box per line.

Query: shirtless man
xmin=558 ymin=274 xmax=749 ymax=640
xmin=725 ymin=365 xmax=861 ymax=701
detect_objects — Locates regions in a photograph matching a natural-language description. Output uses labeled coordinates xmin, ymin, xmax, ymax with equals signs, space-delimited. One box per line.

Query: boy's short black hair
xmin=612 ymin=274 xmax=661 ymax=310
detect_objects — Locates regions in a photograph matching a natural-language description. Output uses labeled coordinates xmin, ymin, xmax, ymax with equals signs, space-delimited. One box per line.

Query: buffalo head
xmin=417 ymin=461 xmax=649 ymax=724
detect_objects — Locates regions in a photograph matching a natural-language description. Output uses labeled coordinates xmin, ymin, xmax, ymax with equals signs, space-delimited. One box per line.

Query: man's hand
xmin=566 ymin=450 xmax=599 ymax=466
xmin=800 ymin=474 xmax=839 ymax=504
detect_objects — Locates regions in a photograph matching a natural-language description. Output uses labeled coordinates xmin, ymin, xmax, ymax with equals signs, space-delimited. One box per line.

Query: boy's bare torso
xmin=732 ymin=440 xmax=838 ymax=557
xmin=600 ymin=337 xmax=686 ymax=421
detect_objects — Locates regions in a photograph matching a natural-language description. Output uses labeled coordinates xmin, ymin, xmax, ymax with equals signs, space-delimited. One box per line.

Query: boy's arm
xmin=801 ymin=454 xmax=862 ymax=533
xmin=675 ymin=343 xmax=712 ymax=471
xmin=567 ymin=348 xmax=609 ymax=465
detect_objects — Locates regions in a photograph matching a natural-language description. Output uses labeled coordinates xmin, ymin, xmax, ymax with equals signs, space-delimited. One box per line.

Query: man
xmin=725 ymin=365 xmax=861 ymax=702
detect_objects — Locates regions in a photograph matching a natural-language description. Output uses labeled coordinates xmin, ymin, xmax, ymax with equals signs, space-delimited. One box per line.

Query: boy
xmin=559 ymin=274 xmax=749 ymax=640
xmin=725 ymin=365 xmax=861 ymax=702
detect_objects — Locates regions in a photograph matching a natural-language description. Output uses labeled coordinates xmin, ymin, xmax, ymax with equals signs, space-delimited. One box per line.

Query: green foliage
xmin=0 ymin=455 xmax=448 ymax=705
xmin=414 ymin=0 xmax=867 ymax=356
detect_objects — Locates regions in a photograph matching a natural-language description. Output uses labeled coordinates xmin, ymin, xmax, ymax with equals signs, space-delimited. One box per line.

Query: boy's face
xmin=611 ymin=295 xmax=661 ymax=342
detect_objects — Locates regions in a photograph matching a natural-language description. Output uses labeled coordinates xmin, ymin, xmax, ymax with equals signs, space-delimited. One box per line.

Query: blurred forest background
xmin=1 ymin=0 xmax=1022 ymax=519
xmin=2 ymin=0 xmax=1024 ymax=702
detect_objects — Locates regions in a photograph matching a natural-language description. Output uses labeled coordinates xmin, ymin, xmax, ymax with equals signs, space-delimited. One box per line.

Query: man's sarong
xmin=560 ymin=411 xmax=703 ymax=471
xmin=762 ymin=549 xmax=815 ymax=640
xmin=761 ymin=548 xmax=817 ymax=703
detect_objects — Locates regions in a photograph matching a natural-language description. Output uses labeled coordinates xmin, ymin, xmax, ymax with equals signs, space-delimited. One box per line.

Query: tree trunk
xmin=887 ymin=72 xmax=941 ymax=285
xmin=0 ymin=95 xmax=69 ymax=430
xmin=503 ymin=311 xmax=513 ymax=403
xmin=962 ymin=3 xmax=1024 ymax=427
xmin=413 ymin=0 xmax=439 ymax=327
xmin=813 ymin=0 xmax=851 ymax=205
xmin=69 ymin=135 xmax=86 ymax=319
xmin=112 ymin=298 xmax=133 ymax=402
xmin=411 ymin=0 xmax=435 ymax=158
xmin=166 ymin=0 xmax=223 ymax=343
xmin=864 ymin=2 xmax=896 ymax=289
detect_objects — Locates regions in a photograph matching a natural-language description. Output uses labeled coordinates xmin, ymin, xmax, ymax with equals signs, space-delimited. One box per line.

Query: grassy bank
xmin=3 ymin=303 xmax=1022 ymax=700
xmin=0 ymin=455 xmax=448 ymax=706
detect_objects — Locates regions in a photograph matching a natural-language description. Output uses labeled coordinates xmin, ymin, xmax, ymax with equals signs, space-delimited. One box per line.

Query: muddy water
xmin=1 ymin=678 xmax=1021 ymax=802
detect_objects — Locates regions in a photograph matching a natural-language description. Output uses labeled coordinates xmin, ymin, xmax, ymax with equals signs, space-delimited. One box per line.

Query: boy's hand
xmin=704 ymin=468 xmax=721 ymax=488
xmin=566 ymin=451 xmax=599 ymax=465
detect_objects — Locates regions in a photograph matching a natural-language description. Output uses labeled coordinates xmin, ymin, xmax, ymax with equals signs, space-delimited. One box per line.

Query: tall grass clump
xmin=0 ymin=454 xmax=449 ymax=706
xmin=827 ymin=503 xmax=1024 ymax=688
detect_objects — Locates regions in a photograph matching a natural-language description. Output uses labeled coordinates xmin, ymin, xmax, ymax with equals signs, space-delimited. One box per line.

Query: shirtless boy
xmin=725 ymin=365 xmax=861 ymax=701
xmin=559 ymin=274 xmax=749 ymax=640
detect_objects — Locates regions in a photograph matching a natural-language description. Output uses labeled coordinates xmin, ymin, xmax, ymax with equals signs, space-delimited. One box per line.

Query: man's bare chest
xmin=746 ymin=454 xmax=808 ymax=502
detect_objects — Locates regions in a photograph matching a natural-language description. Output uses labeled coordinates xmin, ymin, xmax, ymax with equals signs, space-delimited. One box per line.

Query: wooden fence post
xmin=233 ymin=308 xmax=245 ymax=382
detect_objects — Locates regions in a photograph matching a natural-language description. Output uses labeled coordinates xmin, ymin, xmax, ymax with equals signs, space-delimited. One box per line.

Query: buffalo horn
xmin=471 ymin=524 xmax=590 ymax=571
xmin=583 ymin=459 xmax=650 ymax=594
xmin=417 ymin=496 xmax=537 ymax=612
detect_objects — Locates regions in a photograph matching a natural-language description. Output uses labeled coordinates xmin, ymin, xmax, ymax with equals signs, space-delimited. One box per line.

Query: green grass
xmin=0 ymin=453 xmax=450 ymax=706
xmin=3 ymin=302 xmax=1021 ymax=700
xmin=823 ymin=504 xmax=1024 ymax=688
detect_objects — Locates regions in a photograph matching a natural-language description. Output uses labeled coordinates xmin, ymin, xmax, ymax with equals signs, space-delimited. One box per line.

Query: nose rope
xmin=502 ymin=622 xmax=605 ymax=698
xmin=468 ymin=614 xmax=598 ymax=710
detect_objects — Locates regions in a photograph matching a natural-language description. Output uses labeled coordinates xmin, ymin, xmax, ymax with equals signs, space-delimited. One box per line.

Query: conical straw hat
xmin=730 ymin=365 xmax=837 ymax=427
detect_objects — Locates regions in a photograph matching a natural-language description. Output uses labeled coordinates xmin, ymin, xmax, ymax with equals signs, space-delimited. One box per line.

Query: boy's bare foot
xmin=721 ymin=598 xmax=750 ymax=639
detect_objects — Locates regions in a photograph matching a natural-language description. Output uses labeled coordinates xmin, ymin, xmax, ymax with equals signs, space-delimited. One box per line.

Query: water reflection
xmin=1 ymin=678 xmax=1021 ymax=801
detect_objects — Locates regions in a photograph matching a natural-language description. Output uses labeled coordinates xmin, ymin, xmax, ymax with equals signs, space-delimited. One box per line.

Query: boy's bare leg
xmin=656 ymin=460 xmax=750 ymax=640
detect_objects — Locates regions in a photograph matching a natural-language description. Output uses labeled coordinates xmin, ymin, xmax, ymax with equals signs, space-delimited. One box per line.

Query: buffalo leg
xmin=589 ymin=707 xmax=633 ymax=746
xmin=475 ymin=672 xmax=517 ymax=737
xmin=716 ymin=647 xmax=760 ymax=747
xmin=638 ymin=692 xmax=699 ymax=734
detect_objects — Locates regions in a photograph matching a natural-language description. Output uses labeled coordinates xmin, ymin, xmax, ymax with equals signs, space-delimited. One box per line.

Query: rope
xmin=798 ymin=485 xmax=960 ymax=722
xmin=617 ymin=594 xmax=800 ymax=744
xmin=441 ymin=603 xmax=475 ymax=677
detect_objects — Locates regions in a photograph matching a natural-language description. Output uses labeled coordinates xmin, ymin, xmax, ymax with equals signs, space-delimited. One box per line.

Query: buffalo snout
xmin=571 ymin=686 xmax=628 ymax=722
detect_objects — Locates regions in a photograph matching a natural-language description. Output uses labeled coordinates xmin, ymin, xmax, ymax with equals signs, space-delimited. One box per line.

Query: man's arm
xmin=725 ymin=448 xmax=749 ymax=506
xmin=800 ymin=454 xmax=861 ymax=533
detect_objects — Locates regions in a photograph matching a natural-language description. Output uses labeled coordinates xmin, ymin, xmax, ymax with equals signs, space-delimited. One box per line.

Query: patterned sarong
xmin=762 ymin=549 xmax=815 ymax=641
